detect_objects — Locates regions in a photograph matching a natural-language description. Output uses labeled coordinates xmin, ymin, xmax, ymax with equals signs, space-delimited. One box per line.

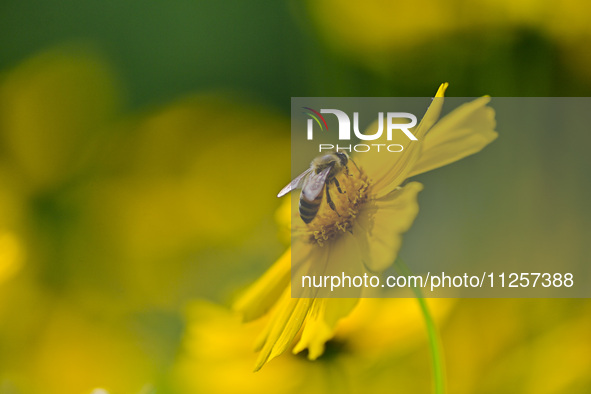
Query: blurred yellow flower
xmin=0 ymin=231 xmax=24 ymax=284
xmin=234 ymin=83 xmax=498 ymax=370
xmin=304 ymin=0 xmax=591 ymax=89
xmin=77 ymin=94 xmax=290 ymax=306
xmin=306 ymin=0 xmax=591 ymax=67
xmin=0 ymin=46 xmax=291 ymax=393
xmin=0 ymin=46 xmax=121 ymax=193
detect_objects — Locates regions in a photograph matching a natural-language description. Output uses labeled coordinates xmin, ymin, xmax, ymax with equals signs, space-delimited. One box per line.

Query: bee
xmin=277 ymin=151 xmax=352 ymax=224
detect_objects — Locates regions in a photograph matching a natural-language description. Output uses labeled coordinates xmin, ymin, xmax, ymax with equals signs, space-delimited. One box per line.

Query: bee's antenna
xmin=348 ymin=156 xmax=360 ymax=172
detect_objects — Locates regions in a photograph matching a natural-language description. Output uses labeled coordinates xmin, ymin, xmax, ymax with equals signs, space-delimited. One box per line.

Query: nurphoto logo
xmin=303 ymin=107 xmax=418 ymax=153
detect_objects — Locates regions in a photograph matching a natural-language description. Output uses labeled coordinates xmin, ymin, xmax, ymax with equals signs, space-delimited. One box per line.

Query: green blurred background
xmin=0 ymin=1 xmax=590 ymax=393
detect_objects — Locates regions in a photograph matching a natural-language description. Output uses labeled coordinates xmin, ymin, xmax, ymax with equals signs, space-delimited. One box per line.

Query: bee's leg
xmin=333 ymin=178 xmax=345 ymax=194
xmin=325 ymin=186 xmax=341 ymax=216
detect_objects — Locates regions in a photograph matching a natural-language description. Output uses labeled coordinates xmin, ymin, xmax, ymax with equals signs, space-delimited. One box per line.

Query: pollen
xmin=296 ymin=163 xmax=370 ymax=246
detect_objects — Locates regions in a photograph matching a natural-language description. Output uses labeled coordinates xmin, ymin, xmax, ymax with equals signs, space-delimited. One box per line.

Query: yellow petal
xmin=354 ymin=84 xmax=447 ymax=198
xmin=233 ymin=238 xmax=321 ymax=322
xmin=292 ymin=298 xmax=358 ymax=360
xmin=293 ymin=231 xmax=364 ymax=299
xmin=254 ymin=289 xmax=313 ymax=371
xmin=416 ymin=82 xmax=449 ymax=135
xmin=254 ymin=233 xmax=363 ymax=368
xmin=409 ymin=96 xmax=498 ymax=177
xmin=355 ymin=182 xmax=423 ymax=272
xmin=232 ymin=248 xmax=292 ymax=323
xmin=253 ymin=242 xmax=326 ymax=352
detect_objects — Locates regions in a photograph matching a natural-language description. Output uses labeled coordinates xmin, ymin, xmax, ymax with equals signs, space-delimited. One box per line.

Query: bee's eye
xmin=336 ymin=152 xmax=348 ymax=164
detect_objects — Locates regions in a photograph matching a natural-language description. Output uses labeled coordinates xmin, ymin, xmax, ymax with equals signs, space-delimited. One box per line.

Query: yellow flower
xmin=234 ymin=83 xmax=498 ymax=370
xmin=175 ymin=298 xmax=455 ymax=394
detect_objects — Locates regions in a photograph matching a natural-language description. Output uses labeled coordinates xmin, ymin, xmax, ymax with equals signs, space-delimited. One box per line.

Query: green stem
xmin=395 ymin=259 xmax=446 ymax=394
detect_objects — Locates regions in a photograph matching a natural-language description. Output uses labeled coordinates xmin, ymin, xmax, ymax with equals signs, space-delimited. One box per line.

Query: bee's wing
xmin=302 ymin=165 xmax=332 ymax=201
xmin=277 ymin=167 xmax=313 ymax=197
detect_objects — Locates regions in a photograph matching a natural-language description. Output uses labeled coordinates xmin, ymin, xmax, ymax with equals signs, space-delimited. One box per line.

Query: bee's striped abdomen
xmin=299 ymin=188 xmax=324 ymax=224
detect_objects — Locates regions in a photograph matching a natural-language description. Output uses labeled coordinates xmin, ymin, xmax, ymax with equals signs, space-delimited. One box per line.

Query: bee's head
xmin=335 ymin=150 xmax=349 ymax=166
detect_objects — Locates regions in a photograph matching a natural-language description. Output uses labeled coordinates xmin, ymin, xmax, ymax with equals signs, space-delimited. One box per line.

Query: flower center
xmin=295 ymin=162 xmax=370 ymax=246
